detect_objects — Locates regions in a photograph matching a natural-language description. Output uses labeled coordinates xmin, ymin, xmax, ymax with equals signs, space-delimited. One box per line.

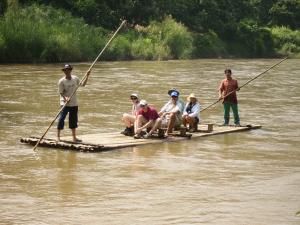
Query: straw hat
xmin=187 ymin=93 xmax=197 ymax=101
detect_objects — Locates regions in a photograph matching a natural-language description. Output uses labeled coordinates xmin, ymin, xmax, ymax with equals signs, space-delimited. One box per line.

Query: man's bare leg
xmin=147 ymin=118 xmax=162 ymax=136
xmin=57 ymin=129 xmax=61 ymax=142
xmin=72 ymin=128 xmax=81 ymax=142
xmin=166 ymin=113 xmax=176 ymax=135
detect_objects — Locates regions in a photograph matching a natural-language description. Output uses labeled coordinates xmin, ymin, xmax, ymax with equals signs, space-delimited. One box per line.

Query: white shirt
xmin=58 ymin=75 xmax=80 ymax=106
xmin=132 ymin=102 xmax=141 ymax=116
xmin=183 ymin=102 xmax=201 ymax=119
xmin=159 ymin=99 xmax=184 ymax=115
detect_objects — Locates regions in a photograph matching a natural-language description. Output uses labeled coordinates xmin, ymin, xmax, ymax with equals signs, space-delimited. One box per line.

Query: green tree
xmin=0 ymin=0 xmax=7 ymax=15
xmin=269 ymin=0 xmax=300 ymax=29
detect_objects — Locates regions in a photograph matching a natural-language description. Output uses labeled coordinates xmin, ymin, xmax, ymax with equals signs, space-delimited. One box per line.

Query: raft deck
xmin=20 ymin=124 xmax=261 ymax=152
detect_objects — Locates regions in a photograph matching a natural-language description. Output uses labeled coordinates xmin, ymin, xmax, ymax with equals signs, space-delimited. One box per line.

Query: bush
xmin=234 ymin=20 xmax=275 ymax=57
xmin=0 ymin=3 xmax=107 ymax=63
xmin=192 ymin=30 xmax=227 ymax=58
xmin=159 ymin=16 xmax=193 ymax=59
xmin=104 ymin=36 xmax=131 ymax=60
xmin=131 ymin=16 xmax=193 ymax=60
xmin=271 ymin=26 xmax=300 ymax=57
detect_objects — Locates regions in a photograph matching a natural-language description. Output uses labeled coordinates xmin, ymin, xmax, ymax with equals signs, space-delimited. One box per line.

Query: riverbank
xmin=0 ymin=3 xmax=299 ymax=63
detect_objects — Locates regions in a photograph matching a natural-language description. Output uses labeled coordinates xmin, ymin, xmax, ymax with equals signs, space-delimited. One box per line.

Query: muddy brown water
xmin=0 ymin=59 xmax=299 ymax=224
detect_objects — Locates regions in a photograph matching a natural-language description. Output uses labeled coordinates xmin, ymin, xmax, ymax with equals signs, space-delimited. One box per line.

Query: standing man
xmin=57 ymin=64 xmax=90 ymax=142
xmin=218 ymin=69 xmax=240 ymax=126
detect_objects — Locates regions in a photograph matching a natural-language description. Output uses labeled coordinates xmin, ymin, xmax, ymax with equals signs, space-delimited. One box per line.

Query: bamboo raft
xmin=20 ymin=124 xmax=261 ymax=152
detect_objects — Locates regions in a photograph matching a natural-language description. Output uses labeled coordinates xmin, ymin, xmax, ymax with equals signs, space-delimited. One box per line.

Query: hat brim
xmin=187 ymin=96 xmax=197 ymax=101
xmin=62 ymin=68 xmax=72 ymax=71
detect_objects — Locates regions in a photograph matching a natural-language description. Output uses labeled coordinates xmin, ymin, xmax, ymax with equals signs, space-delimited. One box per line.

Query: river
xmin=0 ymin=59 xmax=299 ymax=224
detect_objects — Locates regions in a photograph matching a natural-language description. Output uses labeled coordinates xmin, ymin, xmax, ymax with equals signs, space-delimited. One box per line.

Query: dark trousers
xmin=57 ymin=106 xmax=78 ymax=130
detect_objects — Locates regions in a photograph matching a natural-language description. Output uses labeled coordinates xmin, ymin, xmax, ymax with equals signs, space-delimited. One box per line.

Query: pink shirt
xmin=137 ymin=106 xmax=159 ymax=121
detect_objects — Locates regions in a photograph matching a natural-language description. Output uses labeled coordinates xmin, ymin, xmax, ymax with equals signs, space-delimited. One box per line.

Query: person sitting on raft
xmin=134 ymin=100 xmax=160 ymax=139
xmin=158 ymin=90 xmax=184 ymax=137
xmin=121 ymin=93 xmax=140 ymax=136
xmin=182 ymin=93 xmax=201 ymax=132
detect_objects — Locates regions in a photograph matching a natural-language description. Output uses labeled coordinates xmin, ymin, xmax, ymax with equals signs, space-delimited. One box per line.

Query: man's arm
xmin=218 ymin=81 xmax=224 ymax=100
xmin=60 ymin=93 xmax=69 ymax=103
xmin=159 ymin=102 xmax=168 ymax=116
xmin=81 ymin=70 xmax=91 ymax=86
xmin=58 ymin=80 xmax=68 ymax=102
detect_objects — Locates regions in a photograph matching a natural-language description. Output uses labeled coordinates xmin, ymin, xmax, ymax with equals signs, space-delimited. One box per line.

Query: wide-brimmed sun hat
xmin=187 ymin=93 xmax=197 ymax=101
xmin=62 ymin=64 xmax=73 ymax=71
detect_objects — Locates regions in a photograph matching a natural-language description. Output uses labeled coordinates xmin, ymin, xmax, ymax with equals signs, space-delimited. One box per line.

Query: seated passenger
xmin=134 ymin=100 xmax=160 ymax=139
xmin=121 ymin=93 xmax=140 ymax=136
xmin=182 ymin=93 xmax=201 ymax=132
xmin=158 ymin=90 xmax=184 ymax=136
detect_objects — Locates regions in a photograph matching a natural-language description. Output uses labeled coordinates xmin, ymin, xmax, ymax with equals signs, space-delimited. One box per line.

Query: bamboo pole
xmin=33 ymin=20 xmax=127 ymax=151
xmin=200 ymin=57 xmax=288 ymax=113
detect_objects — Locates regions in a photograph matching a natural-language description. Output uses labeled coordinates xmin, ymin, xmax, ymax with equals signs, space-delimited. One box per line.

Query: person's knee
xmin=122 ymin=113 xmax=130 ymax=119
xmin=136 ymin=115 xmax=143 ymax=122
xmin=169 ymin=113 xmax=176 ymax=120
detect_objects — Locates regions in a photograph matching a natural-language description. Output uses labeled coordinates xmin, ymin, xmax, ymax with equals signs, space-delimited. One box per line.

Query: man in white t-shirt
xmin=158 ymin=90 xmax=184 ymax=136
xmin=57 ymin=64 xmax=90 ymax=142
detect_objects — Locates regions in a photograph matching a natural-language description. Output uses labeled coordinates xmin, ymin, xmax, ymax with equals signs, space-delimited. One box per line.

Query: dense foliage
xmin=0 ymin=0 xmax=299 ymax=62
xmin=0 ymin=3 xmax=107 ymax=62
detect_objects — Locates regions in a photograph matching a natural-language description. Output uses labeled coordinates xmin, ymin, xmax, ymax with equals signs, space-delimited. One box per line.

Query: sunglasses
xmin=171 ymin=96 xmax=178 ymax=98
xmin=130 ymin=97 xmax=138 ymax=100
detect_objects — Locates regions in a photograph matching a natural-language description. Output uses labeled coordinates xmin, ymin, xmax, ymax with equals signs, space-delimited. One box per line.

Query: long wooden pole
xmin=33 ymin=20 xmax=127 ymax=151
xmin=200 ymin=57 xmax=288 ymax=113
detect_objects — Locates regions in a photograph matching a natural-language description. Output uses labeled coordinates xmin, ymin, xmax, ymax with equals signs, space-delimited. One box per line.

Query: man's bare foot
xmin=73 ymin=138 xmax=82 ymax=143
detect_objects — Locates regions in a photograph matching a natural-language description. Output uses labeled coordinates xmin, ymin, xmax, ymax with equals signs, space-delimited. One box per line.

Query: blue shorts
xmin=57 ymin=106 xmax=78 ymax=130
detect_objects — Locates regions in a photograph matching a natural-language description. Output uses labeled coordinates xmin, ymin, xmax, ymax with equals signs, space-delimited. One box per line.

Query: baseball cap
xmin=62 ymin=64 xmax=73 ymax=71
xmin=168 ymin=88 xmax=179 ymax=96
xmin=139 ymin=99 xmax=148 ymax=106
xmin=170 ymin=91 xmax=179 ymax=97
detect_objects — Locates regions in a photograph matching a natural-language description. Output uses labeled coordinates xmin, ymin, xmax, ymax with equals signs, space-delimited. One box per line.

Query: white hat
xmin=139 ymin=99 xmax=148 ymax=106
xmin=130 ymin=93 xmax=139 ymax=98
xmin=187 ymin=93 xmax=197 ymax=101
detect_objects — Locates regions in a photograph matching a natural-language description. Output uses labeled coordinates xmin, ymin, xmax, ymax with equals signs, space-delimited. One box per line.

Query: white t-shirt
xmin=58 ymin=75 xmax=80 ymax=106
xmin=159 ymin=99 xmax=184 ymax=115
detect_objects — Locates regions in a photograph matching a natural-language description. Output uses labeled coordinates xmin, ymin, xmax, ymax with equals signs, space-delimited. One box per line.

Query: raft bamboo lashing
xmin=20 ymin=124 xmax=261 ymax=152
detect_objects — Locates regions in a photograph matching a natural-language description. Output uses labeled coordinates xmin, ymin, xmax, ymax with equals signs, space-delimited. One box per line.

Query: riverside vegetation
xmin=0 ymin=0 xmax=299 ymax=63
